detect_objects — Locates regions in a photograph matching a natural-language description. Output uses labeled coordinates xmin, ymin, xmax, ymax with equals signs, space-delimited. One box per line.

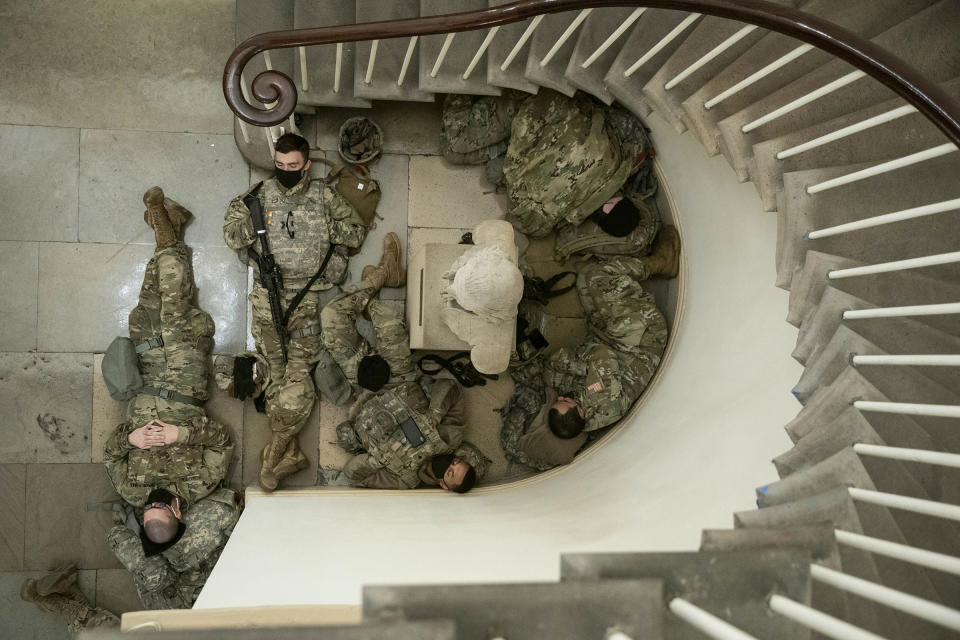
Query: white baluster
xmin=263 ymin=50 xmax=273 ymax=71
xmin=742 ymin=70 xmax=866 ymax=133
xmin=854 ymin=400 xmax=960 ymax=419
xmin=777 ymin=105 xmax=918 ymax=159
xmin=705 ymin=44 xmax=813 ymax=109
xmin=541 ymin=9 xmax=592 ymax=67
xmin=843 ymin=303 xmax=960 ymax=320
xmin=828 ymin=250 xmax=960 ymax=279
xmin=806 ymin=198 xmax=960 ymax=240
xmin=501 ymin=15 xmax=543 ymax=71
xmin=334 ymin=42 xmax=343 ymax=93
xmin=811 ymin=564 xmax=960 ymax=632
xmin=625 ymin=14 xmax=701 ymax=77
xmin=297 ymin=46 xmax=309 ymax=92
xmin=364 ymin=40 xmax=379 ymax=84
xmin=668 ymin=598 xmax=759 ymax=640
xmin=431 ymin=33 xmax=456 ymax=78
xmin=398 ymin=36 xmax=418 ymax=87
xmin=807 ymin=143 xmax=958 ymax=194
xmin=768 ymin=594 xmax=888 ymax=640
xmin=852 ymin=354 xmax=960 ymax=367
xmin=665 ymin=25 xmax=757 ymax=90
xmin=581 ymin=8 xmax=645 ymax=69
xmin=835 ymin=529 xmax=960 ymax=575
xmin=464 ymin=27 xmax=499 ymax=80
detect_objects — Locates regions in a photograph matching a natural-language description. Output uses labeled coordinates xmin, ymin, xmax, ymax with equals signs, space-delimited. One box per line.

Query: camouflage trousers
xmin=250 ymin=283 xmax=324 ymax=439
xmin=107 ymin=526 xmax=194 ymax=610
xmin=320 ymin=275 xmax=413 ymax=384
xmin=128 ymin=243 xmax=213 ymax=428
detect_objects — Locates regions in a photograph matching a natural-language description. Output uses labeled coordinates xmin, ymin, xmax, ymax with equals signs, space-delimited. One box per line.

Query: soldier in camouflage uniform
xmin=500 ymin=227 xmax=681 ymax=469
xmin=20 ymin=564 xmax=119 ymax=632
xmin=104 ymin=187 xmax=234 ymax=511
xmin=223 ymin=133 xmax=368 ymax=491
xmin=107 ymin=488 xmax=241 ymax=610
xmin=503 ymin=90 xmax=648 ymax=238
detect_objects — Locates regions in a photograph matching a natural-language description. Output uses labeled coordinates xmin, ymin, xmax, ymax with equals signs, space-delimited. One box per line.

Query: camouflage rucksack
xmin=554 ymin=195 xmax=661 ymax=261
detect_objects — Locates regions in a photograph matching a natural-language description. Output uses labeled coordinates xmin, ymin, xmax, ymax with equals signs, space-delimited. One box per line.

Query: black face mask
xmin=276 ymin=168 xmax=304 ymax=189
xmin=146 ymin=488 xmax=177 ymax=505
xmin=430 ymin=454 xmax=455 ymax=480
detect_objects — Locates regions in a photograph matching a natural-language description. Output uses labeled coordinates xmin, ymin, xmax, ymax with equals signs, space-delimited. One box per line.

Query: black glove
xmin=232 ymin=356 xmax=258 ymax=400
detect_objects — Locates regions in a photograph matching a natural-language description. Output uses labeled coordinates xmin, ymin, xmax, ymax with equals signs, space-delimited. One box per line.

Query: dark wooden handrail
xmin=224 ymin=0 xmax=960 ymax=147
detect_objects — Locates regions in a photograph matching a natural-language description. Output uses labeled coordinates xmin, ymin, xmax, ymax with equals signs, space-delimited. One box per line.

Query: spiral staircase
xmin=127 ymin=1 xmax=960 ymax=638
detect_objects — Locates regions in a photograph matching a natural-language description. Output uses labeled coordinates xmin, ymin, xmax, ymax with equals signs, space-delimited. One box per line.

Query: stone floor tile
xmin=0 ymin=465 xmax=26 ymax=570
xmin=0 ymin=125 xmax=79 ymax=242
xmin=460 ymin=376 xmax=515 ymax=485
xmin=316 ymin=399 xmax=352 ymax=487
xmin=79 ymin=130 xmax=249 ymax=247
xmin=95 ymin=568 xmax=142 ymax=615
xmin=37 ymin=242 xmax=153 ymax=353
xmin=192 ymin=245 xmax=250 ymax=357
xmin=525 ymin=261 xmax=584 ymax=318
xmin=0 ymin=353 xmax=93 ymax=464
xmin=315 ymin=100 xmax=443 ymax=156
xmin=24 ymin=464 xmax=122 ymax=570
xmin=242 ymin=400 xmax=320 ymax=490
xmin=0 ymin=0 xmax=234 ymax=134
xmin=541 ymin=317 xmax=588 ymax=356
xmin=521 ymin=234 xmax=557 ymax=262
xmin=409 ymin=157 xmax=509 ymax=228
xmin=407 ymin=227 xmax=471 ymax=251
xmin=348 ymin=153 xmax=410 ymax=301
xmin=0 ymin=569 xmax=96 ymax=640
xmin=0 ymin=241 xmax=39 ymax=351
xmin=90 ymin=354 xmax=127 ymax=465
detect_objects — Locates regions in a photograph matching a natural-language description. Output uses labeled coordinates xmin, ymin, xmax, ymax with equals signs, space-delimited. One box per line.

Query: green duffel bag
xmin=102 ymin=336 xmax=143 ymax=401
xmin=312 ymin=348 xmax=352 ymax=406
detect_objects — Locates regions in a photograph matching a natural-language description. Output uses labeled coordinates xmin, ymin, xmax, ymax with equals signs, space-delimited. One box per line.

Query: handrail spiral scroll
xmin=223 ymin=0 xmax=960 ymax=146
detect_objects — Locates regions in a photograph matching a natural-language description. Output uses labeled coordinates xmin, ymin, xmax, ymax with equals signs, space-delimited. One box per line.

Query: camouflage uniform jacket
xmin=440 ymin=91 xmax=528 ymax=165
xmin=342 ymin=380 xmax=466 ymax=489
xmin=222 ymin=175 xmax=368 ymax=290
xmin=103 ymin=415 xmax=234 ymax=508
xmin=107 ymin=489 xmax=241 ymax=610
xmin=503 ymin=90 xmax=637 ymax=238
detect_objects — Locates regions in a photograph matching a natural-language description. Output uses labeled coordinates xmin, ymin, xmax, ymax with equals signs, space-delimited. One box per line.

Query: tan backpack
xmin=316 ymin=157 xmax=381 ymax=227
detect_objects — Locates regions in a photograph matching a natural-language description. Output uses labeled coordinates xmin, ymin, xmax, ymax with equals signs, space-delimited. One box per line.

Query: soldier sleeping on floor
xmin=99 ymin=187 xmax=241 ymax=610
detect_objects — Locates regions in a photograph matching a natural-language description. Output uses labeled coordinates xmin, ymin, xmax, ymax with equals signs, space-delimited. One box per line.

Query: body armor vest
xmin=261 ymin=179 xmax=332 ymax=281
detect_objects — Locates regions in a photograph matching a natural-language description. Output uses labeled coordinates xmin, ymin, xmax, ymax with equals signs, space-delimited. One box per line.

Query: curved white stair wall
xmin=194 ymin=110 xmax=802 ymax=609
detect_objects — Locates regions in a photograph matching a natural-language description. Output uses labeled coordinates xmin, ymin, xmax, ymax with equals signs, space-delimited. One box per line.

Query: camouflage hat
xmin=214 ymin=353 xmax=269 ymax=398
xmin=102 ymin=336 xmax=144 ymax=401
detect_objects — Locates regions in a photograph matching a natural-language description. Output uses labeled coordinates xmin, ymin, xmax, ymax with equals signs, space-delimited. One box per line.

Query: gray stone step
xmin=786 ymin=251 xmax=860 ymax=325
xmin=793 ymin=287 xmax=873 ymax=365
xmin=485 ymin=0 xmax=539 ymax=94
xmin=561 ymin=550 xmax=812 ymax=640
xmin=682 ymin=0 xmax=941 ymax=158
xmin=777 ymin=153 xmax=960 ymax=290
xmin=641 ymin=15 xmax=771 ymax=134
xmin=717 ymin=0 xmax=960 ymax=182
xmin=754 ymin=77 xmax=960 ymax=211
xmin=294 ymin=0 xmax=372 ymax=108
xmin=758 ymin=448 xmax=876 ymax=508
xmin=793 ymin=325 xmax=882 ymax=403
xmin=603 ymin=9 xmax=699 ymax=119
xmin=354 ymin=0 xmax=434 ymax=102
xmin=362 ymin=579 xmax=665 ymax=640
xmin=418 ymin=0 xmax=501 ymax=96
xmin=785 ymin=366 xmax=884 ymax=442
xmin=523 ymin=10 xmax=582 ymax=96
xmin=93 ymin=621 xmax=458 ymax=640
xmin=563 ymin=7 xmax=642 ymax=104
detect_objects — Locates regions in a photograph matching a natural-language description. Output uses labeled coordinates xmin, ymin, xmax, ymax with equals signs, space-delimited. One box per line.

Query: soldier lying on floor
xmin=100 ymin=188 xmax=240 ymax=607
xmin=320 ymin=234 xmax=490 ymax=491
xmin=501 ymin=223 xmax=681 ymax=471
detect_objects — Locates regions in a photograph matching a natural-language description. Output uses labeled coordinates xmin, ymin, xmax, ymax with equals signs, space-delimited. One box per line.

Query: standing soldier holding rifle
xmin=224 ymin=133 xmax=367 ymax=491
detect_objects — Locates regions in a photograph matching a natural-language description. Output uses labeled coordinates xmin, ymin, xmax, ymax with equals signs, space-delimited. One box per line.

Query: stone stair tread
xmin=563 ymin=7 xmax=641 ymax=105
xmin=523 ymin=10 xmax=583 ymax=96
xmin=562 ymin=550 xmax=812 ymax=639
xmin=418 ymin=0 xmax=502 ymax=96
xmin=641 ymin=15 xmax=770 ymax=134
xmin=354 ymin=0 xmax=435 ymax=102
xmin=362 ymin=579 xmax=665 ymax=640
xmin=793 ymin=287 xmax=873 ymax=365
xmin=603 ymin=9 xmax=698 ymax=119
xmin=294 ymin=0 xmax=372 ymax=108
xmin=793 ymin=325 xmax=882 ymax=403
xmin=786 ymin=251 xmax=861 ymax=325
xmin=758 ymin=448 xmax=877 ymax=509
xmin=717 ymin=0 xmax=960 ymax=182
xmin=681 ymin=0 xmax=941 ymax=160
xmin=486 ymin=0 xmax=540 ymax=94
xmin=754 ymin=77 xmax=960 ymax=211
xmin=777 ymin=153 xmax=960 ymax=289
xmin=785 ymin=366 xmax=883 ymax=442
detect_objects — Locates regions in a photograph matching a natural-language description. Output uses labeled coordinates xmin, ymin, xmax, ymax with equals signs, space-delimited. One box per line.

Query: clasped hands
xmin=127 ymin=419 xmax=180 ymax=450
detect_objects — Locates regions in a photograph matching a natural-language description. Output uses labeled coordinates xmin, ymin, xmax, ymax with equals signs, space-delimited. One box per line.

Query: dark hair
xmin=274 ymin=133 xmax=310 ymax=164
xmin=548 ymin=405 xmax=585 ymax=439
xmin=144 ymin=515 xmax=179 ymax=544
xmin=451 ymin=465 xmax=477 ymax=494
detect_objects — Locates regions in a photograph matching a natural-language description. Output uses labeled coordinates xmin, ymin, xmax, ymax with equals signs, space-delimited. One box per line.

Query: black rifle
xmin=244 ymin=184 xmax=288 ymax=363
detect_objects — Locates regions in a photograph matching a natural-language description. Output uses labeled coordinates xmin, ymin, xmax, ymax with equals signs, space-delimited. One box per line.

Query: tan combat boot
xmin=273 ymin=439 xmax=309 ymax=482
xmin=647 ymin=225 xmax=681 ymax=279
xmin=35 ymin=564 xmax=83 ymax=600
xmin=361 ymin=264 xmax=386 ymax=292
xmin=259 ymin=433 xmax=292 ymax=492
xmin=377 ymin=232 xmax=405 ymax=288
xmin=143 ymin=186 xmax=177 ymax=249
xmin=163 ymin=196 xmax=193 ymax=241
xmin=21 ymin=578 xmax=90 ymax=625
